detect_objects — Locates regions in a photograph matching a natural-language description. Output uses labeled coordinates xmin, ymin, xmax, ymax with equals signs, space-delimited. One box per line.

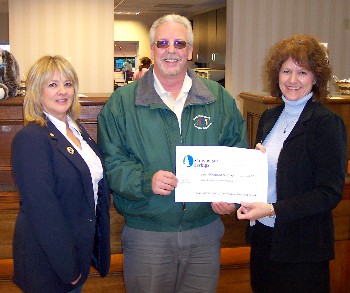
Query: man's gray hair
xmin=150 ymin=14 xmax=193 ymax=46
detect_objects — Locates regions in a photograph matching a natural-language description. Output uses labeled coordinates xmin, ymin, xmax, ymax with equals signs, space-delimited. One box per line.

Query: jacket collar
xmin=260 ymin=98 xmax=318 ymax=141
xmin=135 ymin=65 xmax=216 ymax=107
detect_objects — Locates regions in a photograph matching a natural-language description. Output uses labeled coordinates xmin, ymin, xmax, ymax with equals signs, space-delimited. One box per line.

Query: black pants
xmin=250 ymin=221 xmax=330 ymax=293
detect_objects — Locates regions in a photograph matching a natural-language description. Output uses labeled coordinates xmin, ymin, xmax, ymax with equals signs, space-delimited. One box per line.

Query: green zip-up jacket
xmin=98 ymin=67 xmax=248 ymax=232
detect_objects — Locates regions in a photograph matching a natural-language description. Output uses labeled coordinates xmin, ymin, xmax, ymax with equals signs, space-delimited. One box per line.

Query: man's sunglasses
xmin=154 ymin=40 xmax=188 ymax=49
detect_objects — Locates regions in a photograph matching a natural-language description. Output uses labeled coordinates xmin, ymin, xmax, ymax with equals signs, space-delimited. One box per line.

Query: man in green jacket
xmin=98 ymin=14 xmax=247 ymax=293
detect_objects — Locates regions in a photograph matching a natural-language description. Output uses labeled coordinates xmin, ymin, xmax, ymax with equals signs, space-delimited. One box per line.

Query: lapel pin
xmin=49 ymin=133 xmax=55 ymax=137
xmin=67 ymin=146 xmax=75 ymax=154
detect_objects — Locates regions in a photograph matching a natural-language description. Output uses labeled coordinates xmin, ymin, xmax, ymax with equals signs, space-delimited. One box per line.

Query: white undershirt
xmin=153 ymin=72 xmax=192 ymax=132
xmin=45 ymin=113 xmax=103 ymax=211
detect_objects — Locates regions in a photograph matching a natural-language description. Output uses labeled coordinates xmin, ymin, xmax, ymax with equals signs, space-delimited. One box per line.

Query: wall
xmin=8 ymin=0 xmax=114 ymax=95
xmin=114 ymin=15 xmax=155 ymax=66
xmin=0 ymin=12 xmax=9 ymax=43
xmin=225 ymin=0 xmax=350 ymax=110
xmin=5 ymin=0 xmax=350 ymax=106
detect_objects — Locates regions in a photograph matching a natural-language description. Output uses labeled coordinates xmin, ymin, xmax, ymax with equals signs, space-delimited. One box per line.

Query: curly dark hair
xmin=265 ymin=34 xmax=331 ymax=102
xmin=138 ymin=57 xmax=152 ymax=71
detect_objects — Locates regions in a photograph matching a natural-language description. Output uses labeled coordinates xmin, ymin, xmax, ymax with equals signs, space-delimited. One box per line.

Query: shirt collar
xmin=282 ymin=92 xmax=313 ymax=115
xmin=153 ymin=71 xmax=192 ymax=98
xmin=44 ymin=112 xmax=81 ymax=135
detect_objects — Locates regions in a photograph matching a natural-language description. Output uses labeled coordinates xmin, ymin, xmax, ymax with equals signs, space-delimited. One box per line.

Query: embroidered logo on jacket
xmin=193 ymin=115 xmax=212 ymax=129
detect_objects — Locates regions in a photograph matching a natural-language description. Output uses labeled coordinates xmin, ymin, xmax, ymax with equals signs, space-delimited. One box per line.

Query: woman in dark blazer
xmin=12 ymin=55 xmax=110 ymax=293
xmin=237 ymin=35 xmax=347 ymax=293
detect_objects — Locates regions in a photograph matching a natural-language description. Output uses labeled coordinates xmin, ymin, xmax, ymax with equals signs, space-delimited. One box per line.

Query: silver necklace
xmin=283 ymin=111 xmax=289 ymax=133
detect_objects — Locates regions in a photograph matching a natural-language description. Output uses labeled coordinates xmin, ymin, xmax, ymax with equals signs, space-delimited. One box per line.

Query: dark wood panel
xmin=0 ymin=124 xmax=23 ymax=167
xmin=0 ymin=210 xmax=17 ymax=259
xmin=330 ymin=240 xmax=350 ymax=293
xmin=240 ymin=92 xmax=350 ymax=174
xmin=80 ymin=122 xmax=98 ymax=142
xmin=1 ymin=241 xmax=348 ymax=293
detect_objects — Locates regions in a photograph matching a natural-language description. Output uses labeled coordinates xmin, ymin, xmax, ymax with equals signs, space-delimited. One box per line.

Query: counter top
xmin=0 ymin=93 xmax=111 ymax=107
xmin=239 ymin=92 xmax=350 ymax=104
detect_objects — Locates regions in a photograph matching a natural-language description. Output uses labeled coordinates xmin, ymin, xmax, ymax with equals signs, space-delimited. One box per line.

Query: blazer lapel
xmin=260 ymin=105 xmax=284 ymax=141
xmin=46 ymin=121 xmax=96 ymax=212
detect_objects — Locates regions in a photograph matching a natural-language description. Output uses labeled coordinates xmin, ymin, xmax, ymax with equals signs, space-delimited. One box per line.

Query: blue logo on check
xmin=183 ymin=155 xmax=194 ymax=167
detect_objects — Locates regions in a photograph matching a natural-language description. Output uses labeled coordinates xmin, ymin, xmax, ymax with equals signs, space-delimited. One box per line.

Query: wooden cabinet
xmin=192 ymin=13 xmax=208 ymax=64
xmin=239 ymin=92 xmax=350 ymax=164
xmin=208 ymin=7 xmax=226 ymax=68
xmin=192 ymin=7 xmax=226 ymax=69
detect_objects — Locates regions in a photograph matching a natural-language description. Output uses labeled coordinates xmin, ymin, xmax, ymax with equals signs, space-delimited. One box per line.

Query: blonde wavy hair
xmin=24 ymin=55 xmax=80 ymax=126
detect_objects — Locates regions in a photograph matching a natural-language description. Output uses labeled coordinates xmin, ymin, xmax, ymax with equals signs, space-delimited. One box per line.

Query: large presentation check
xmin=175 ymin=146 xmax=268 ymax=203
